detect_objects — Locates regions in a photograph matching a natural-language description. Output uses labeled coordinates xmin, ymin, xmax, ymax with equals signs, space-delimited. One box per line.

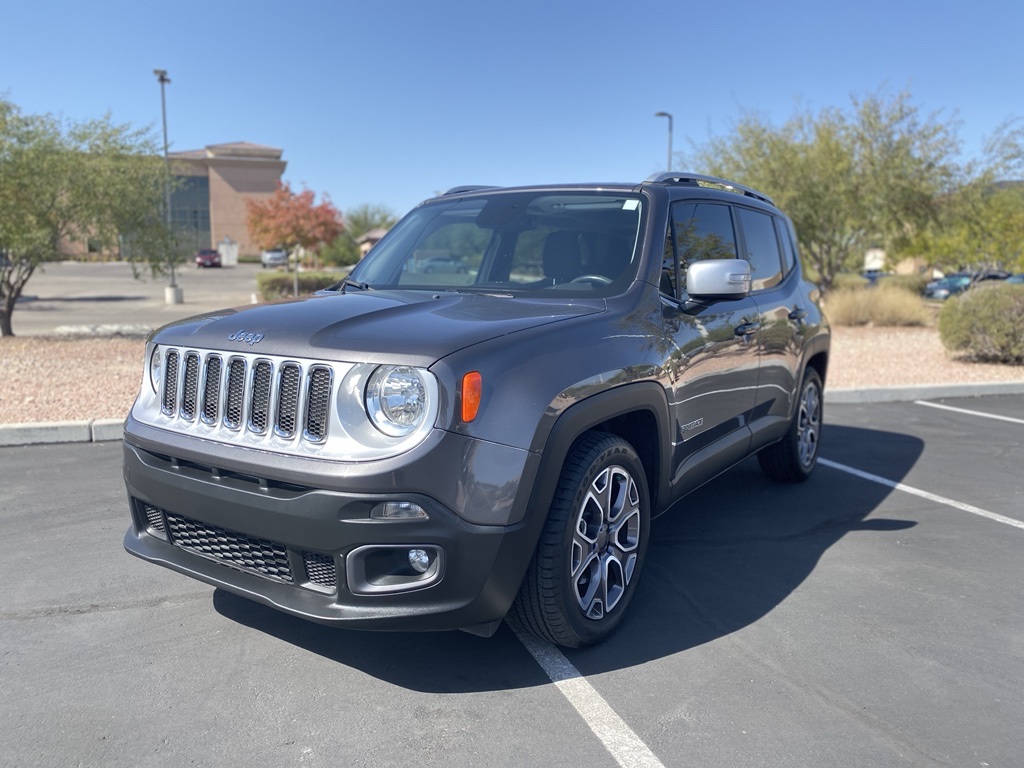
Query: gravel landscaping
xmin=1 ymin=326 xmax=1022 ymax=425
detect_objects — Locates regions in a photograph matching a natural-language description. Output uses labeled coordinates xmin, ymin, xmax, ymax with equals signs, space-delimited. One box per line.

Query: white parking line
xmin=819 ymin=458 xmax=1024 ymax=530
xmin=511 ymin=625 xmax=666 ymax=768
xmin=914 ymin=400 xmax=1024 ymax=425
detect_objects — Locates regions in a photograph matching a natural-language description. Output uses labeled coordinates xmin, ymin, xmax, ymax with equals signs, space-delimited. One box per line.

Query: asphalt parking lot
xmin=1 ymin=395 xmax=1022 ymax=767
xmin=10 ymin=260 xmax=267 ymax=336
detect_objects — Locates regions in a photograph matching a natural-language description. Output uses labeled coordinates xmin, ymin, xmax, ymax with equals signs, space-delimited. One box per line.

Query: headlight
xmin=149 ymin=346 xmax=163 ymax=394
xmin=365 ymin=365 xmax=429 ymax=437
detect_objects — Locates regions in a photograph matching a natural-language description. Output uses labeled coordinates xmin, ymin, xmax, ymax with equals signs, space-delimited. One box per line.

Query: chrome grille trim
xmin=161 ymin=350 xmax=179 ymax=415
xmin=134 ymin=344 xmax=439 ymax=462
xmin=304 ymin=366 xmax=333 ymax=443
xmin=201 ymin=355 xmax=223 ymax=425
xmin=145 ymin=346 xmax=348 ymax=451
xmin=224 ymin=357 xmax=247 ymax=430
xmin=275 ymin=363 xmax=301 ymax=439
xmin=248 ymin=360 xmax=273 ymax=434
xmin=180 ymin=352 xmax=200 ymax=421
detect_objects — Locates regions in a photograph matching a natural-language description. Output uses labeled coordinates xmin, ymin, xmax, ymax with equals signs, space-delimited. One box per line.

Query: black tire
xmin=758 ymin=368 xmax=823 ymax=482
xmin=512 ymin=432 xmax=650 ymax=648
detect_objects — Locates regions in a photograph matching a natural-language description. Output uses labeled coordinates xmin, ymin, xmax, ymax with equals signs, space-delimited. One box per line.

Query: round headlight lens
xmin=149 ymin=347 xmax=163 ymax=394
xmin=365 ymin=365 xmax=429 ymax=437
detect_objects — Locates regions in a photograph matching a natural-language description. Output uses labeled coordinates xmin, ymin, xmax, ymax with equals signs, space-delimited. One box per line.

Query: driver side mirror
xmin=680 ymin=259 xmax=751 ymax=314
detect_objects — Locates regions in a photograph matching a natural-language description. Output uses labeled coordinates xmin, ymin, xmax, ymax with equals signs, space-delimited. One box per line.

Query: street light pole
xmin=654 ymin=111 xmax=673 ymax=171
xmin=153 ymin=68 xmax=179 ymax=299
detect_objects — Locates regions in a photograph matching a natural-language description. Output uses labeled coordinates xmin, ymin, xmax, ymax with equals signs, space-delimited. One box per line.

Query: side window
xmin=736 ymin=208 xmax=783 ymax=291
xmin=660 ymin=222 xmax=679 ymax=297
xmin=668 ymin=202 xmax=738 ymax=295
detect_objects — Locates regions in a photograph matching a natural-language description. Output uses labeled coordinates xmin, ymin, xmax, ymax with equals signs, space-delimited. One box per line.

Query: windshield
xmin=350 ymin=191 xmax=644 ymax=297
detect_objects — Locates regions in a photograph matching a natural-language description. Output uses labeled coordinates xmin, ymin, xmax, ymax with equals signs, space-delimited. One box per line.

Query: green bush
xmin=938 ymin=283 xmax=1024 ymax=363
xmin=256 ymin=270 xmax=340 ymax=301
xmin=824 ymin=283 xmax=930 ymax=327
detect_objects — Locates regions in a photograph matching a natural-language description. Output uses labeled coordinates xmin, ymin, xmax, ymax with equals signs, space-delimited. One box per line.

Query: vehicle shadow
xmin=213 ymin=423 xmax=921 ymax=692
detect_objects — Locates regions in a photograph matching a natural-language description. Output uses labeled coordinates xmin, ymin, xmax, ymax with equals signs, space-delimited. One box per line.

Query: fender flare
xmin=521 ymin=381 xmax=672 ymax=527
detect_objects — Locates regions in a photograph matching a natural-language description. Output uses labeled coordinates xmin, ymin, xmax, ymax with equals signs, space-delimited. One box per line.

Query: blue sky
xmin=3 ymin=0 xmax=1022 ymax=221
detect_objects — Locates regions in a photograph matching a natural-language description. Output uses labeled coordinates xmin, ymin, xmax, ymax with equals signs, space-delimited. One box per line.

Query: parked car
xmin=123 ymin=173 xmax=830 ymax=648
xmin=1007 ymin=273 xmax=1024 ymax=284
xmin=195 ymin=248 xmax=221 ymax=268
xmin=410 ymin=255 xmax=469 ymax=274
xmin=924 ymin=270 xmax=1010 ymax=300
xmin=924 ymin=274 xmax=972 ymax=300
xmin=261 ymin=249 xmax=288 ymax=268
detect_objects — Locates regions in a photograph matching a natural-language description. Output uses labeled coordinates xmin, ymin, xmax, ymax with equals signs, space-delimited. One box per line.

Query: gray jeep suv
xmin=123 ymin=173 xmax=830 ymax=648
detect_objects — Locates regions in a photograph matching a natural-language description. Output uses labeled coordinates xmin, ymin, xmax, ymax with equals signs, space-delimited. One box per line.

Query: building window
xmin=171 ymin=175 xmax=211 ymax=251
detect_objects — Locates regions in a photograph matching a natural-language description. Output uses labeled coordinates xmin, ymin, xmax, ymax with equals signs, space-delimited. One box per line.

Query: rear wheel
xmin=513 ymin=432 xmax=650 ymax=648
xmin=758 ymin=368 xmax=823 ymax=482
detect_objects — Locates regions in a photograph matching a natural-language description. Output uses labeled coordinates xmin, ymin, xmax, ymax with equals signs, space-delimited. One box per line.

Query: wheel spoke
xmin=571 ymin=464 xmax=643 ymax=617
xmin=797 ymin=380 xmax=821 ymax=467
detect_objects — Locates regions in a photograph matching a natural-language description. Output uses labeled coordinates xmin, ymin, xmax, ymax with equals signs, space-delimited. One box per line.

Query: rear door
xmin=734 ymin=206 xmax=805 ymax=446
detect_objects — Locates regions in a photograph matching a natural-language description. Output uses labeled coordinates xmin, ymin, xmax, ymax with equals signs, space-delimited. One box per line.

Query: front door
xmin=661 ymin=201 xmax=760 ymax=491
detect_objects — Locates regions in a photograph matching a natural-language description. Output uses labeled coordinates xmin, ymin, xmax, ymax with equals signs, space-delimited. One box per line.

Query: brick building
xmin=168 ymin=141 xmax=287 ymax=257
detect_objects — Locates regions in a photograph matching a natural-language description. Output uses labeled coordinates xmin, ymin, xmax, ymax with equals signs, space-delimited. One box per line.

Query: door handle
xmin=734 ymin=322 xmax=761 ymax=337
xmin=788 ymin=307 xmax=808 ymax=321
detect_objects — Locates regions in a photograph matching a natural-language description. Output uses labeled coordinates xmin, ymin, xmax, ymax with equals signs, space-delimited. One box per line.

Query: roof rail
xmin=442 ymin=185 xmax=499 ymax=196
xmin=644 ymin=172 xmax=773 ymax=205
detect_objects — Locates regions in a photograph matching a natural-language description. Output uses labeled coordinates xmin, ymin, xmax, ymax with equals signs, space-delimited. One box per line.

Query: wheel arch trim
xmin=524 ymin=382 xmax=672 ymax=524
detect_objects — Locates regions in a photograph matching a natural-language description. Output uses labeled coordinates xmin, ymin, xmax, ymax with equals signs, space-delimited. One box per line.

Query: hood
xmin=150 ymin=290 xmax=604 ymax=366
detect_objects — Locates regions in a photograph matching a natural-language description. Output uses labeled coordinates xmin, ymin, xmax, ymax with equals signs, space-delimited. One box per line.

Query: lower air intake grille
xmin=303 ymin=551 xmax=337 ymax=589
xmin=165 ymin=512 xmax=293 ymax=583
xmin=142 ymin=503 xmax=166 ymax=534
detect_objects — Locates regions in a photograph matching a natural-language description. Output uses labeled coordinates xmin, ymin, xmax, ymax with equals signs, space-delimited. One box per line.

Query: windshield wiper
xmin=339 ymin=277 xmax=370 ymax=292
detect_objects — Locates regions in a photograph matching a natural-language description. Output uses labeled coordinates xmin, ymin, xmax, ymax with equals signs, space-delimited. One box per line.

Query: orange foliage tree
xmin=246 ymin=182 xmax=344 ymax=267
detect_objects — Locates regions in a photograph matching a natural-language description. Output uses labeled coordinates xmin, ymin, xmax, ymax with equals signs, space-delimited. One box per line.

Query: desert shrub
xmin=938 ymin=283 xmax=1024 ymax=363
xmin=831 ymin=273 xmax=869 ymax=291
xmin=825 ymin=283 xmax=930 ymax=327
xmin=256 ymin=271 xmax=340 ymax=301
xmin=884 ymin=274 xmax=930 ymax=294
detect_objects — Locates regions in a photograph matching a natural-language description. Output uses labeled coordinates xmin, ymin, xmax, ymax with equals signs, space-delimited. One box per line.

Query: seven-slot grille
xmin=158 ymin=348 xmax=333 ymax=444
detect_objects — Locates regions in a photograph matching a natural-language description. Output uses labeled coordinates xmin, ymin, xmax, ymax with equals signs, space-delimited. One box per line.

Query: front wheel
xmin=512 ymin=432 xmax=650 ymax=648
xmin=758 ymin=368 xmax=823 ymax=482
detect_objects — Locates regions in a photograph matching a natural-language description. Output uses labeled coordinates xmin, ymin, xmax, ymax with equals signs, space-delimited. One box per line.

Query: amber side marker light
xmin=461 ymin=371 xmax=482 ymax=423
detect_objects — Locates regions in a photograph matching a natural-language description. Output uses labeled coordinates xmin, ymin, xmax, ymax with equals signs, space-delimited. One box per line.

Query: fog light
xmin=408 ymin=548 xmax=432 ymax=574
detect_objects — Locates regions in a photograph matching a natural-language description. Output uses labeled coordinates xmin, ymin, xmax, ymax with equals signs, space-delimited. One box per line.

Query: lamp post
xmin=654 ymin=111 xmax=673 ymax=171
xmin=153 ymin=68 xmax=181 ymax=303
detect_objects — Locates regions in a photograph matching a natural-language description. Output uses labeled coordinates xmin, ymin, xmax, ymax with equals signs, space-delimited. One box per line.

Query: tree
xmin=0 ymin=98 xmax=171 ymax=336
xmin=898 ymin=119 xmax=1024 ymax=273
xmin=690 ymin=91 xmax=962 ymax=291
xmin=320 ymin=203 xmax=398 ymax=267
xmin=903 ymin=182 xmax=1024 ymax=273
xmin=246 ymin=182 xmax=344 ymax=293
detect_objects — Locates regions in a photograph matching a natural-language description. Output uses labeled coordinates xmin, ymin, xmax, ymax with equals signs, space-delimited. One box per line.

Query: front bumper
xmin=122 ymin=431 xmax=542 ymax=635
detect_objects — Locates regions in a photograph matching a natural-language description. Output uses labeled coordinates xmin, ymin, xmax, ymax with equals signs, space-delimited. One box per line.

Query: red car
xmin=195 ymin=248 xmax=221 ymax=268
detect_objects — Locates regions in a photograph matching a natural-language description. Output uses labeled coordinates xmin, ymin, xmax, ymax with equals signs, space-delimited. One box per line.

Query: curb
xmin=824 ymin=381 xmax=1024 ymax=404
xmin=2 ymin=381 xmax=1022 ymax=447
xmin=0 ymin=419 xmax=124 ymax=447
